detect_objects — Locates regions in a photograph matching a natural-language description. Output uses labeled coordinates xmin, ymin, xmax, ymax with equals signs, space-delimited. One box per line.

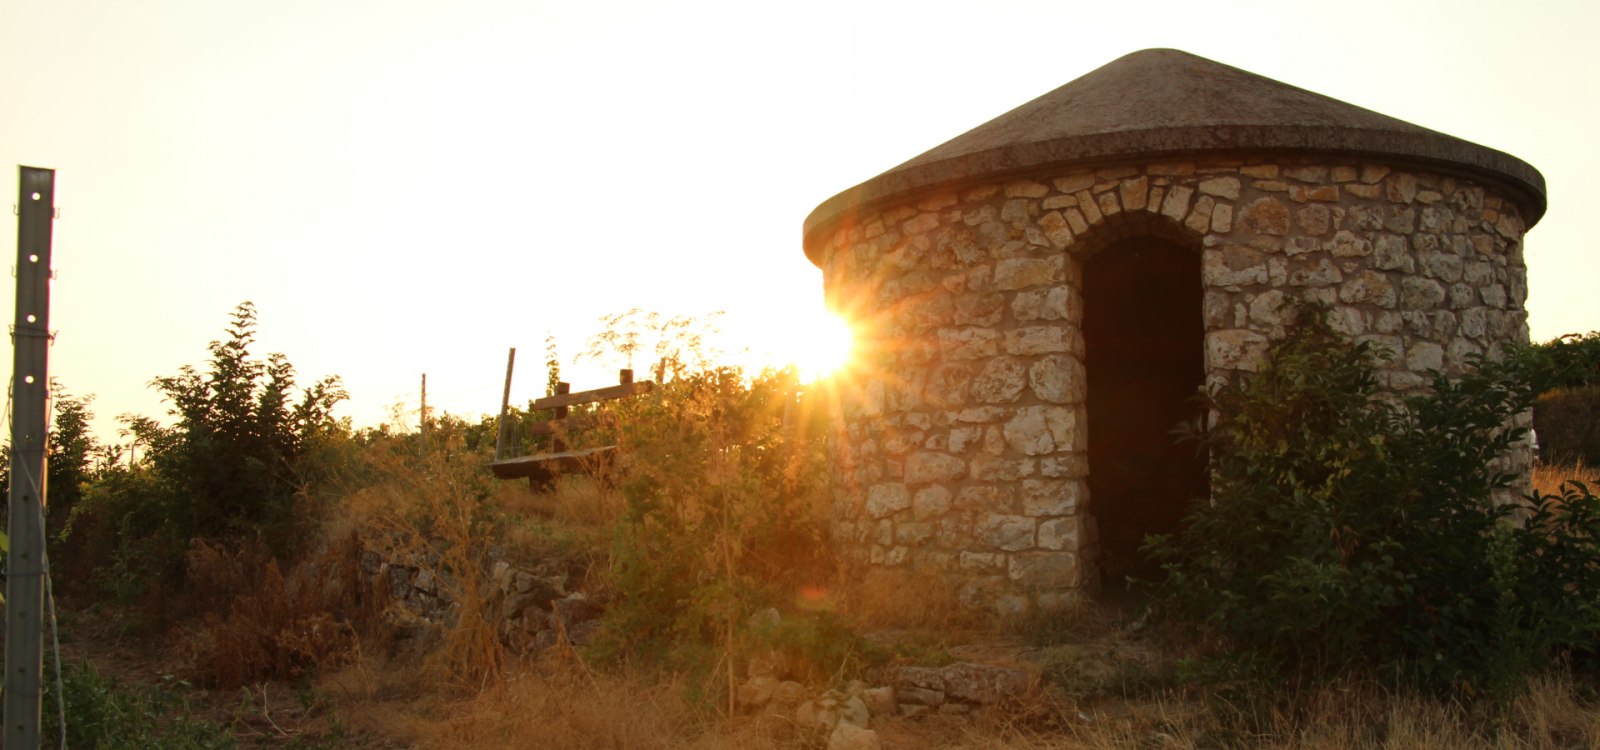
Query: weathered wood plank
xmin=529 ymin=381 xmax=654 ymax=411
xmin=488 ymin=445 xmax=617 ymax=480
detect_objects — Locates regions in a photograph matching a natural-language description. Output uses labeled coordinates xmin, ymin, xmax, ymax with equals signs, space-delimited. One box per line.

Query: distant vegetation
xmin=1526 ymin=330 xmax=1600 ymax=466
xmin=53 ymin=301 xmax=347 ymax=605
xmin=7 ymin=302 xmax=1600 ymax=746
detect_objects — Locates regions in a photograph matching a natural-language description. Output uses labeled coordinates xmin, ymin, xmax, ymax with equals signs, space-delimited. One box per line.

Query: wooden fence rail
xmin=489 ymin=368 xmax=653 ymax=485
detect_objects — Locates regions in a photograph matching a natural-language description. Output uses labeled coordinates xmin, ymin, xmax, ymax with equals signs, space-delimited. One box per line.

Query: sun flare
xmin=785 ymin=310 xmax=857 ymax=382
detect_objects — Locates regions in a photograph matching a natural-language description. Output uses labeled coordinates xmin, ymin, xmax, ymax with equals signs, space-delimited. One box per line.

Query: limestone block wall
xmin=813 ymin=156 xmax=1532 ymax=616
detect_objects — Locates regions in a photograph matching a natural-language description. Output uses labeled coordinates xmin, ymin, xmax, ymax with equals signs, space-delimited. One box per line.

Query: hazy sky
xmin=3 ymin=0 xmax=1597 ymax=441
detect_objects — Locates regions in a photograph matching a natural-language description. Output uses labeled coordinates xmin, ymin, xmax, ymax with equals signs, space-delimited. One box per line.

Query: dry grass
xmin=154 ymin=427 xmax=1600 ymax=747
xmin=514 ymin=474 xmax=627 ymax=530
xmin=307 ymin=447 xmax=1600 ymax=748
xmin=337 ymin=434 xmax=509 ymax=690
xmin=837 ymin=567 xmax=992 ymax=635
xmin=491 ymin=474 xmax=625 ymax=583
xmin=173 ymin=534 xmax=378 ymax=690
xmin=1534 ymin=460 xmax=1598 ymax=497
xmin=320 ymin=648 xmax=801 ymax=750
xmin=314 ymin=653 xmax=1600 ymax=749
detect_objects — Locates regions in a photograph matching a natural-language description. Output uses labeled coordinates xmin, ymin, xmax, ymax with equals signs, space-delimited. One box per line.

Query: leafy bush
xmin=1533 ymin=387 xmax=1600 ymax=465
xmin=0 ymin=382 xmax=106 ymax=591
xmin=592 ymin=367 xmax=838 ymax=696
xmin=1523 ymin=331 xmax=1600 ymax=464
xmin=1151 ymin=310 xmax=1600 ymax=700
xmin=1522 ymin=331 xmax=1600 ymax=390
xmin=143 ymin=301 xmax=346 ymax=545
xmin=62 ymin=302 xmax=347 ymax=602
xmin=45 ymin=386 xmax=100 ymax=530
xmin=42 ymin=661 xmax=237 ymax=749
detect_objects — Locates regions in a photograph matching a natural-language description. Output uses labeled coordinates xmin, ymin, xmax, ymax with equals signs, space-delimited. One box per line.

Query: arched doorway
xmin=1082 ymin=236 xmax=1207 ymax=592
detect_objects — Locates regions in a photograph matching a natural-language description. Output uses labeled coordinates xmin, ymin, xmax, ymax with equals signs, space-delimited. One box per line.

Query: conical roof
xmin=804 ymin=49 xmax=1545 ymax=261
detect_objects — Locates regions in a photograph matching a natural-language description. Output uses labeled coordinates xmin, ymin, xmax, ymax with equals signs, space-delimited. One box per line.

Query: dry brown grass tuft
xmin=492 ymin=474 xmax=625 ymax=582
xmin=515 ymin=474 xmax=628 ymax=530
xmin=337 ymin=432 xmax=509 ymax=690
xmin=323 ymin=649 xmax=801 ymax=750
xmin=1506 ymin=674 xmax=1600 ymax=749
xmin=1037 ymin=674 xmax=1600 ymax=750
xmin=1534 ymin=460 xmax=1599 ymax=498
xmin=176 ymin=535 xmax=375 ymax=689
xmin=294 ymin=421 xmax=1600 ymax=748
xmin=838 ymin=567 xmax=990 ymax=635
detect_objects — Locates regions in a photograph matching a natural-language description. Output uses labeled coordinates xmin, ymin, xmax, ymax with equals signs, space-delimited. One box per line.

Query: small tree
xmin=0 ymin=383 xmax=101 ymax=530
xmin=46 ymin=385 xmax=99 ymax=530
xmin=63 ymin=303 xmax=346 ymax=600
xmin=146 ymin=302 xmax=346 ymax=545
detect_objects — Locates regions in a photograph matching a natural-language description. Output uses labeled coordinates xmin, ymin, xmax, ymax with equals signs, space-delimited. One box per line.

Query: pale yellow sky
xmin=3 ymin=0 xmax=1597 ymax=441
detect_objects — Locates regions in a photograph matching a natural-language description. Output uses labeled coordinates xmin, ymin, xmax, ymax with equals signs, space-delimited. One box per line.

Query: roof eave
xmin=802 ymin=125 xmax=1547 ymax=265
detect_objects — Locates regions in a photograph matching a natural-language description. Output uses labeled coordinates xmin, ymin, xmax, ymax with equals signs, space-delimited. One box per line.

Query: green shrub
xmin=1534 ymin=386 xmax=1600 ymax=465
xmin=41 ymin=661 xmax=237 ymax=749
xmin=1522 ymin=331 xmax=1600 ymax=390
xmin=62 ymin=302 xmax=347 ymax=603
xmin=591 ymin=367 xmax=837 ymax=698
xmin=144 ymin=302 xmax=346 ymax=546
xmin=1521 ymin=331 xmax=1600 ymax=465
xmin=1150 ymin=310 xmax=1600 ymax=700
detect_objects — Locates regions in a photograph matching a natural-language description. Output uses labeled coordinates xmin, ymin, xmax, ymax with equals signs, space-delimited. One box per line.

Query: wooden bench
xmin=489 ymin=368 xmax=653 ymax=485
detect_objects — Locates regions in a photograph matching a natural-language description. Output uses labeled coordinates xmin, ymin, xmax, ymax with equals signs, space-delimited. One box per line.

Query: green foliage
xmin=0 ymin=382 xmax=102 ymax=590
xmin=1521 ymin=331 xmax=1600 ymax=390
xmin=63 ymin=302 xmax=347 ymax=600
xmin=1534 ymin=386 xmax=1600 ymax=465
xmin=0 ymin=382 xmax=101 ymax=521
xmin=1522 ymin=331 xmax=1600 ymax=464
xmin=592 ymin=367 xmax=836 ymax=685
xmin=45 ymin=384 xmax=100 ymax=528
xmin=42 ymin=661 xmax=237 ymax=749
xmin=545 ymin=332 xmax=562 ymax=398
xmin=745 ymin=607 xmax=880 ymax=682
xmin=1151 ymin=310 xmax=1600 ymax=700
xmin=145 ymin=302 xmax=347 ymax=542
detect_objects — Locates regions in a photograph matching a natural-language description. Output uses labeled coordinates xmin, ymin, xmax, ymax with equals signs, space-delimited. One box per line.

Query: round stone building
xmin=802 ymin=49 xmax=1546 ymax=616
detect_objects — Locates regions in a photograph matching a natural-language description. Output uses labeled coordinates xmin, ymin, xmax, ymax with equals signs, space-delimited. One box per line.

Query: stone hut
xmin=801 ymin=49 xmax=1546 ymax=616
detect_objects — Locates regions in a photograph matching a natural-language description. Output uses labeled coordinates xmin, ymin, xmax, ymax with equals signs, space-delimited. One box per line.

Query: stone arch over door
xmin=1072 ymin=218 xmax=1208 ymax=591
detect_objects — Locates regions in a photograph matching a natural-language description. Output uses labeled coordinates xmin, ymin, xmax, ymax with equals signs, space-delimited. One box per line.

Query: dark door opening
xmin=1082 ymin=237 xmax=1207 ymax=592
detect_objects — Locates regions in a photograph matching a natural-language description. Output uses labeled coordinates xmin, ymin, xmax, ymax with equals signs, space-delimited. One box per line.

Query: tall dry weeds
xmin=177 ymin=534 xmax=376 ymax=689
xmin=839 ymin=567 xmax=989 ymax=635
xmin=338 ymin=427 xmax=508 ymax=690
xmin=1533 ymin=460 xmax=1598 ymax=498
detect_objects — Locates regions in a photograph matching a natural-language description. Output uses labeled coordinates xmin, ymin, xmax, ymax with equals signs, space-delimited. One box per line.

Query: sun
xmin=786 ymin=309 xmax=857 ymax=382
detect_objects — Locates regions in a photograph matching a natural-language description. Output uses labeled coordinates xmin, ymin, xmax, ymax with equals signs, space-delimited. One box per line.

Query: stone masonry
xmin=814 ymin=157 xmax=1532 ymax=615
xmin=802 ymin=50 xmax=1545 ymax=617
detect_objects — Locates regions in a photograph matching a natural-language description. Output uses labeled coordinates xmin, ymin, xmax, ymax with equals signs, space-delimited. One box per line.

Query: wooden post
xmin=552 ymin=382 xmax=571 ymax=453
xmin=419 ymin=373 xmax=428 ymax=449
xmin=494 ymin=348 xmax=516 ymax=461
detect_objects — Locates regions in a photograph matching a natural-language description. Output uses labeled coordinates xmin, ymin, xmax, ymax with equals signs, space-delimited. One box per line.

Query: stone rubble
xmin=359 ymin=540 xmax=607 ymax=655
xmin=732 ymin=639 xmax=1035 ymax=743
